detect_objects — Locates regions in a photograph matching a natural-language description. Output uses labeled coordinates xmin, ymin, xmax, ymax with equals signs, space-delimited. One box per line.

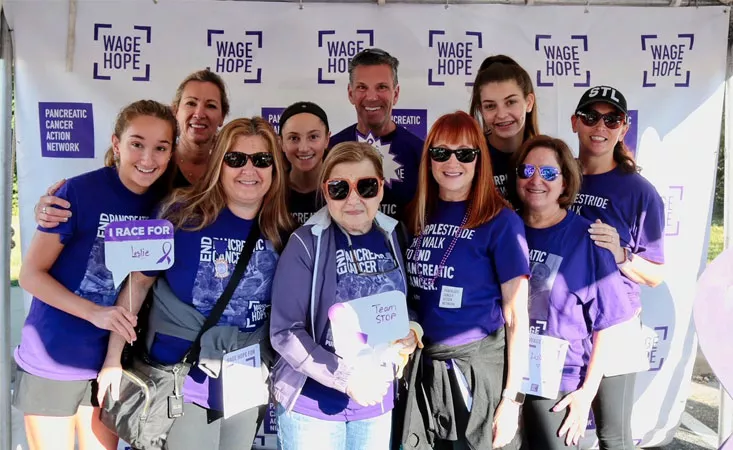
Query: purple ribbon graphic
xmin=156 ymin=242 xmax=172 ymax=265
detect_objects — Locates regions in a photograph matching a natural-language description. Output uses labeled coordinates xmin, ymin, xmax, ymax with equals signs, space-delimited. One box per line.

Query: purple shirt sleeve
xmin=37 ymin=180 xmax=77 ymax=244
xmin=634 ymin=189 xmax=665 ymax=264
xmin=588 ymin=248 xmax=636 ymax=331
xmin=269 ymin=231 xmax=351 ymax=394
xmin=489 ymin=209 xmax=531 ymax=284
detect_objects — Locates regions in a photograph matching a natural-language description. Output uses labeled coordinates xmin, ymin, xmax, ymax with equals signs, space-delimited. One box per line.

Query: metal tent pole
xmin=0 ymin=8 xmax=13 ymax=450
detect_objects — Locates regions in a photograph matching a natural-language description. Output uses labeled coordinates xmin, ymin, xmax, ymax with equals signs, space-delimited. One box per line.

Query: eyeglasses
xmin=516 ymin=164 xmax=562 ymax=182
xmin=324 ymin=177 xmax=382 ymax=201
xmin=428 ymin=147 xmax=480 ymax=163
xmin=575 ymin=110 xmax=626 ymax=130
xmin=223 ymin=151 xmax=274 ymax=169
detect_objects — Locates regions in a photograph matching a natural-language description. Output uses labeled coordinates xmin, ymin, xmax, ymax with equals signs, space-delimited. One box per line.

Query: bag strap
xmin=182 ymin=219 xmax=261 ymax=365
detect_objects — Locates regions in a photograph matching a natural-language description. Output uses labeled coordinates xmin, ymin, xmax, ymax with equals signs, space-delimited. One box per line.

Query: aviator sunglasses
xmin=324 ymin=177 xmax=381 ymax=201
xmin=516 ymin=164 xmax=562 ymax=182
xmin=575 ymin=109 xmax=626 ymax=130
xmin=428 ymin=147 xmax=480 ymax=163
xmin=223 ymin=151 xmax=274 ymax=169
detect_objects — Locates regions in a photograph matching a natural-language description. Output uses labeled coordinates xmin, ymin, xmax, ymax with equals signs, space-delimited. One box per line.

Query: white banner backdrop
xmin=4 ymin=0 xmax=729 ymax=448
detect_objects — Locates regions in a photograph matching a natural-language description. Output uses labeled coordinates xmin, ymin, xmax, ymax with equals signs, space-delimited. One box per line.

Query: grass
xmin=708 ymin=219 xmax=724 ymax=263
xmin=10 ymin=214 xmax=20 ymax=286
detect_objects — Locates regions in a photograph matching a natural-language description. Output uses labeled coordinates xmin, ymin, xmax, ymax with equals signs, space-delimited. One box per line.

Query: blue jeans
xmin=276 ymin=404 xmax=392 ymax=450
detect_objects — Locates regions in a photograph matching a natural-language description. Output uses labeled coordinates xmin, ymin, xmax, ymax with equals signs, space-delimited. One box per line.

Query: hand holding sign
xmin=104 ymin=219 xmax=175 ymax=288
xmin=328 ymin=290 xmax=409 ymax=362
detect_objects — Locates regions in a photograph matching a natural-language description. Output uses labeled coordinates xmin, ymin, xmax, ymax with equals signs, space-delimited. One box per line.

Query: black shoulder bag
xmin=101 ymin=221 xmax=261 ymax=450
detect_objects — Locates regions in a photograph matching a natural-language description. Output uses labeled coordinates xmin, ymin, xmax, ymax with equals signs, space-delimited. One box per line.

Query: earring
xmin=113 ymin=152 xmax=120 ymax=164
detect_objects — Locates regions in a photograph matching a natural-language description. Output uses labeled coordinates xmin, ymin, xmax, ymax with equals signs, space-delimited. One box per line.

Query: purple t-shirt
xmin=15 ymin=167 xmax=159 ymax=380
xmin=147 ymin=208 xmax=279 ymax=411
xmin=524 ymin=211 xmax=634 ymax=393
xmin=572 ymin=165 xmax=665 ymax=308
xmin=293 ymin=226 xmax=404 ymax=421
xmin=329 ymin=124 xmax=423 ymax=220
xmin=487 ymin=139 xmax=513 ymax=200
xmin=405 ymin=201 xmax=530 ymax=346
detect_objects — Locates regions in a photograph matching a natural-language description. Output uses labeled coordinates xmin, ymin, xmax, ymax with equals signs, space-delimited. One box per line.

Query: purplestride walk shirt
xmin=572 ymin=165 xmax=665 ymax=308
xmin=524 ymin=211 xmax=634 ymax=392
xmin=293 ymin=226 xmax=405 ymax=421
xmin=147 ymin=208 xmax=279 ymax=411
xmin=406 ymin=200 xmax=530 ymax=346
xmin=329 ymin=124 xmax=423 ymax=220
xmin=15 ymin=167 xmax=159 ymax=381
xmin=487 ymin=139 xmax=514 ymax=200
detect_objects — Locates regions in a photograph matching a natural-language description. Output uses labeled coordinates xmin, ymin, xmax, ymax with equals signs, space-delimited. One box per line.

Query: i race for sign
xmin=104 ymin=219 xmax=175 ymax=287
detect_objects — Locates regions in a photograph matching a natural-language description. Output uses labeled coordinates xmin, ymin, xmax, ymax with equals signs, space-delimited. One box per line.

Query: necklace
xmin=178 ymin=153 xmax=207 ymax=179
xmin=413 ymin=205 xmax=471 ymax=289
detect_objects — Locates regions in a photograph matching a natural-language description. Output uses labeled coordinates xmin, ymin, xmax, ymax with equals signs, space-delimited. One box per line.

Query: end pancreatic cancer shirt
xmin=147 ymin=207 xmax=279 ymax=411
xmin=524 ymin=210 xmax=634 ymax=393
xmin=572 ymin=165 xmax=665 ymax=307
xmin=293 ymin=226 xmax=405 ymax=421
xmin=15 ymin=166 xmax=159 ymax=381
xmin=329 ymin=124 xmax=423 ymax=220
xmin=406 ymin=201 xmax=530 ymax=346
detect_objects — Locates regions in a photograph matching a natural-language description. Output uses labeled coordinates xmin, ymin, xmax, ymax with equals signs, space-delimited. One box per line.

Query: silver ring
xmin=41 ymin=206 xmax=47 ymax=214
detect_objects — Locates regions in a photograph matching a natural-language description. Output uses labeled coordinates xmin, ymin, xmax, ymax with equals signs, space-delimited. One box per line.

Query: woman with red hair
xmin=399 ymin=111 xmax=530 ymax=450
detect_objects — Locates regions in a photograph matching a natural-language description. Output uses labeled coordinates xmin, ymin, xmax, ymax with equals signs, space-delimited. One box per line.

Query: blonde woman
xmin=98 ymin=117 xmax=295 ymax=449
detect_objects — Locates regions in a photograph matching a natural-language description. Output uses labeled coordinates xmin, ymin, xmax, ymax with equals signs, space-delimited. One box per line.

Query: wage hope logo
xmin=428 ymin=30 xmax=482 ymax=86
xmin=641 ymin=33 xmax=694 ymax=87
xmin=93 ymin=24 xmax=151 ymax=81
xmin=534 ymin=34 xmax=590 ymax=87
xmin=207 ymin=29 xmax=264 ymax=84
xmin=317 ymin=29 xmax=374 ymax=84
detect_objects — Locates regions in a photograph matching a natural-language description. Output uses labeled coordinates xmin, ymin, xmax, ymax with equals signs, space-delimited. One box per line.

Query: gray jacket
xmin=269 ymin=207 xmax=407 ymax=411
xmin=147 ymin=277 xmax=273 ymax=377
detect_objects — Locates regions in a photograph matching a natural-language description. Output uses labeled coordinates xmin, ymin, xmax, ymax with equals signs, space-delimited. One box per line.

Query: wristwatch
xmin=502 ymin=389 xmax=525 ymax=405
xmin=618 ymin=248 xmax=633 ymax=267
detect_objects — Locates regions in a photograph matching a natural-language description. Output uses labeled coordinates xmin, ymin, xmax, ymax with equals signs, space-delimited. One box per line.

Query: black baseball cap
xmin=278 ymin=101 xmax=330 ymax=136
xmin=575 ymin=86 xmax=628 ymax=115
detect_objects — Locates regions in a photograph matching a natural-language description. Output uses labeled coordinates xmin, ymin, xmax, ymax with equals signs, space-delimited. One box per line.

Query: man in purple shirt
xmin=328 ymin=48 xmax=424 ymax=220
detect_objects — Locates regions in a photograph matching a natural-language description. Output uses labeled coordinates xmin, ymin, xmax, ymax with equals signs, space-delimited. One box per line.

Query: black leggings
xmin=163 ymin=402 xmax=265 ymax=450
xmin=523 ymin=392 xmax=578 ymax=450
xmin=522 ymin=373 xmax=635 ymax=450
xmin=592 ymin=373 xmax=636 ymax=450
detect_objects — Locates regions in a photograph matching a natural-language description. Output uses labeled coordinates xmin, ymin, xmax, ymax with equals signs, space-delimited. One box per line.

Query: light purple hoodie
xmin=269 ymin=207 xmax=407 ymax=411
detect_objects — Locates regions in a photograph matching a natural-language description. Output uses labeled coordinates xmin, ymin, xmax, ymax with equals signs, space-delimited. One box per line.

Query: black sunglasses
xmin=428 ymin=147 xmax=480 ymax=163
xmin=324 ymin=177 xmax=381 ymax=201
xmin=517 ymin=164 xmax=562 ymax=182
xmin=223 ymin=151 xmax=274 ymax=169
xmin=575 ymin=110 xmax=626 ymax=130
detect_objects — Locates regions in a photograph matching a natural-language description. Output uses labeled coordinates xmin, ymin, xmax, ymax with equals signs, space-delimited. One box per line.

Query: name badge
xmin=521 ymin=333 xmax=569 ymax=399
xmin=439 ymin=285 xmax=463 ymax=309
xmin=222 ymin=343 xmax=269 ymax=419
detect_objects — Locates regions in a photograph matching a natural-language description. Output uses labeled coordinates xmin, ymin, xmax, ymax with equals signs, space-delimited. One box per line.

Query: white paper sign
xmin=222 ymin=343 xmax=269 ymax=419
xmin=328 ymin=290 xmax=409 ymax=360
xmin=522 ymin=334 xmax=569 ymax=400
xmin=104 ymin=219 xmax=175 ymax=287
xmin=604 ymin=315 xmax=651 ymax=377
